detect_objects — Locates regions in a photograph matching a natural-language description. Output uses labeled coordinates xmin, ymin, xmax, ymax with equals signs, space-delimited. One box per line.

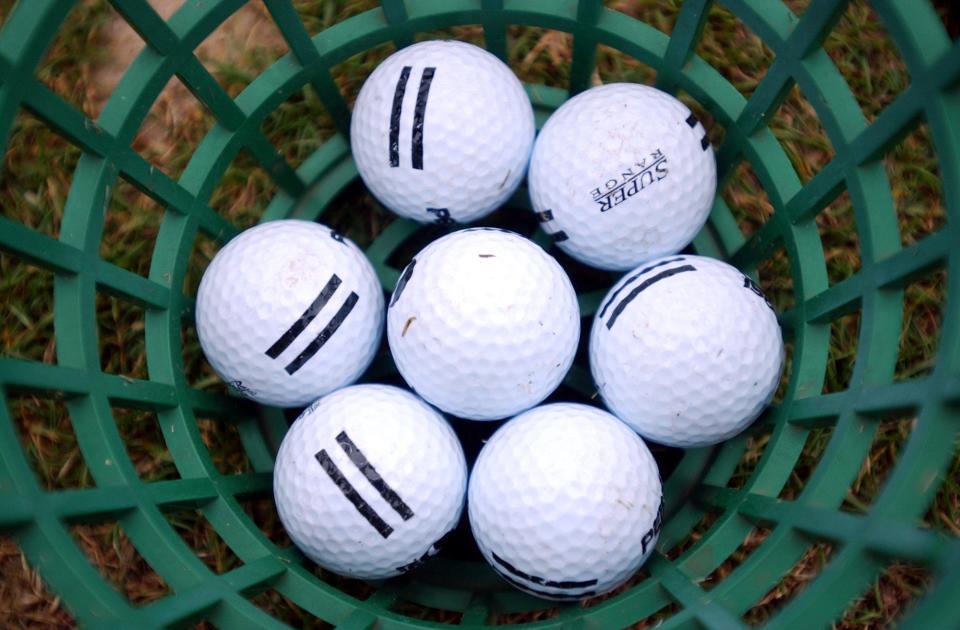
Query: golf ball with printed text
xmin=351 ymin=40 xmax=535 ymax=224
xmin=273 ymin=384 xmax=467 ymax=579
xmin=529 ymin=83 xmax=716 ymax=271
xmin=469 ymin=403 xmax=663 ymax=600
xmin=387 ymin=228 xmax=579 ymax=420
xmin=196 ymin=220 xmax=384 ymax=408
xmin=591 ymin=255 xmax=784 ymax=447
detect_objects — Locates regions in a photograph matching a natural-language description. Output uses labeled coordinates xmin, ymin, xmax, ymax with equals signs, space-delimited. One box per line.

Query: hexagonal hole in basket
xmin=71 ymin=520 xmax=171 ymax=605
xmin=769 ymin=82 xmax=836 ymax=184
xmin=894 ymin=265 xmax=946 ymax=381
xmin=98 ymin=177 xmax=165 ymax=278
xmin=693 ymin=1 xmax=775 ymax=99
xmin=507 ymin=27 xmax=571 ymax=90
xmin=772 ymin=339 xmax=796 ymax=405
xmin=726 ymin=426 xmax=775 ymax=490
xmin=721 ymin=159 xmax=775 ymax=237
xmin=823 ymin=311 xmax=860 ymax=394
xmin=603 ymin=0 xmax=681 ymax=36
xmin=181 ymin=314 xmax=228 ymax=396
xmin=96 ymin=293 xmax=148 ymax=380
xmin=209 ymin=149 xmax=280 ymax=231
xmin=240 ymin=495 xmax=293 ymax=550
xmin=248 ymin=588 xmax=333 ymax=628
xmin=938 ymin=4 xmax=960 ymax=38
xmin=493 ymin=605 xmax=560 ymax=626
xmin=885 ymin=120 xmax=946 ymax=247
xmin=757 ymin=244 xmax=795 ymax=314
xmin=595 ymin=43 xmax=657 ymax=86
xmin=835 ymin=560 xmax=932 ymax=628
xmin=193 ymin=0 xmax=290 ymax=99
xmin=778 ymin=426 xmax=835 ymax=500
xmin=8 ymin=394 xmax=93 ymax=490
xmin=196 ymin=416 xmax=254 ymax=476
xmin=1 ymin=109 xmax=80 ymax=241
xmin=331 ymin=41 xmax=398 ymax=109
xmin=32 ymin=0 xmax=114 ymax=120
xmin=923 ymin=439 xmax=960 ymax=535
xmin=390 ymin=598 xmax=464 ymax=625
xmin=823 ymin=0 xmax=911 ymax=123
xmin=129 ymin=73 xmax=217 ymax=182
xmin=699 ymin=526 xmax=773 ymax=591
xmin=741 ymin=539 xmax=835 ymax=625
xmin=663 ymin=508 xmax=723 ymax=561
xmin=816 ymin=190 xmax=862 ymax=286
xmin=841 ymin=415 xmax=915 ymax=515
xmin=0 ymin=536 xmax=77 ymax=626
xmin=292 ymin=0 xmax=379 ymax=37
xmin=260 ymin=85 xmax=339 ymax=172
xmin=1 ymin=254 xmax=56 ymax=364
xmin=321 ymin=179 xmax=394 ymax=249
xmin=112 ymin=406 xmax=180 ymax=482
xmin=164 ymin=509 xmax=243 ymax=575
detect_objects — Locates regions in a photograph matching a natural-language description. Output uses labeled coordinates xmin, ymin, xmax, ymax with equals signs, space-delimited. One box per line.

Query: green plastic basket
xmin=1 ymin=0 xmax=958 ymax=627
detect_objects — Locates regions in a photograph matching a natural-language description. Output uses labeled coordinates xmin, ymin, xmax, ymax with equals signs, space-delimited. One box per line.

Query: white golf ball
xmin=528 ymin=83 xmax=716 ymax=271
xmin=387 ymin=228 xmax=579 ymax=421
xmin=469 ymin=403 xmax=663 ymax=600
xmin=273 ymin=384 xmax=467 ymax=579
xmin=196 ymin=220 xmax=384 ymax=408
xmin=351 ymin=40 xmax=535 ymax=224
xmin=590 ymin=255 xmax=784 ymax=447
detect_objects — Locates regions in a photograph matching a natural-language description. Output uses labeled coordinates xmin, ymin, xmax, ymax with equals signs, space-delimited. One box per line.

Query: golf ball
xmin=469 ymin=403 xmax=663 ymax=600
xmin=590 ymin=255 xmax=784 ymax=447
xmin=351 ymin=40 xmax=535 ymax=224
xmin=528 ymin=83 xmax=716 ymax=271
xmin=196 ymin=220 xmax=384 ymax=408
xmin=273 ymin=384 xmax=467 ymax=579
xmin=387 ymin=228 xmax=579 ymax=420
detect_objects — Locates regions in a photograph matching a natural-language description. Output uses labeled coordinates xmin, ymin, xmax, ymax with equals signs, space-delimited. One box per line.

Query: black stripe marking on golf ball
xmin=685 ymin=113 xmax=697 ymax=128
xmin=491 ymin=552 xmax=598 ymax=590
xmin=537 ymin=209 xmax=554 ymax=222
xmin=265 ymin=274 xmax=342 ymax=359
xmin=701 ymin=135 xmax=710 ymax=150
xmin=685 ymin=113 xmax=710 ymax=150
xmin=550 ymin=230 xmax=569 ymax=242
xmin=284 ymin=292 xmax=359 ymax=374
xmin=493 ymin=570 xmax=595 ymax=600
xmin=598 ymin=257 xmax=686 ymax=320
xmin=315 ymin=448 xmax=393 ymax=538
xmin=606 ymin=265 xmax=697 ymax=330
xmin=389 ymin=66 xmax=412 ymax=167
xmin=336 ymin=431 xmax=414 ymax=520
xmin=390 ymin=258 xmax=417 ymax=307
xmin=411 ymin=67 xmax=435 ymax=170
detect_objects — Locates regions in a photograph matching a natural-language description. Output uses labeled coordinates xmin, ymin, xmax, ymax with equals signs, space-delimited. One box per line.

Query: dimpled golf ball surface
xmin=351 ymin=40 xmax=535 ymax=224
xmin=387 ymin=228 xmax=579 ymax=420
xmin=469 ymin=403 xmax=663 ymax=600
xmin=591 ymin=255 xmax=784 ymax=447
xmin=196 ymin=220 xmax=384 ymax=408
xmin=529 ymin=83 xmax=716 ymax=271
xmin=273 ymin=385 xmax=467 ymax=579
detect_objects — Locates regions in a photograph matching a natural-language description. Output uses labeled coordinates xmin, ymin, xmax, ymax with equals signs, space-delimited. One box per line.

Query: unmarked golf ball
xmin=469 ymin=403 xmax=663 ymax=600
xmin=591 ymin=255 xmax=784 ymax=447
xmin=529 ymin=83 xmax=716 ymax=271
xmin=387 ymin=228 xmax=579 ymax=420
xmin=196 ymin=220 xmax=384 ymax=408
xmin=351 ymin=40 xmax=535 ymax=224
xmin=273 ymin=384 xmax=467 ymax=579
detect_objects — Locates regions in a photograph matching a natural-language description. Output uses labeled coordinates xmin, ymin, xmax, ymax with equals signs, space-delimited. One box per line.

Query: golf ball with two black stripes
xmin=529 ymin=83 xmax=717 ymax=271
xmin=591 ymin=255 xmax=784 ymax=447
xmin=468 ymin=403 xmax=663 ymax=600
xmin=351 ymin=40 xmax=535 ymax=224
xmin=195 ymin=220 xmax=384 ymax=408
xmin=273 ymin=384 xmax=467 ymax=579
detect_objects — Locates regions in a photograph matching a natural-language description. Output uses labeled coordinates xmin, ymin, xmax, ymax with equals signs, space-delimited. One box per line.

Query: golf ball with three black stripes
xmin=591 ymin=255 xmax=784 ymax=447
xmin=468 ymin=403 xmax=663 ymax=600
xmin=529 ymin=83 xmax=717 ymax=271
xmin=195 ymin=220 xmax=384 ymax=407
xmin=351 ymin=40 xmax=535 ymax=224
xmin=273 ymin=384 xmax=467 ymax=579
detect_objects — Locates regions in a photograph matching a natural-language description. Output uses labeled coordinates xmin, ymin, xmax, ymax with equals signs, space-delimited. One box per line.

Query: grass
xmin=0 ymin=0 xmax=957 ymax=628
